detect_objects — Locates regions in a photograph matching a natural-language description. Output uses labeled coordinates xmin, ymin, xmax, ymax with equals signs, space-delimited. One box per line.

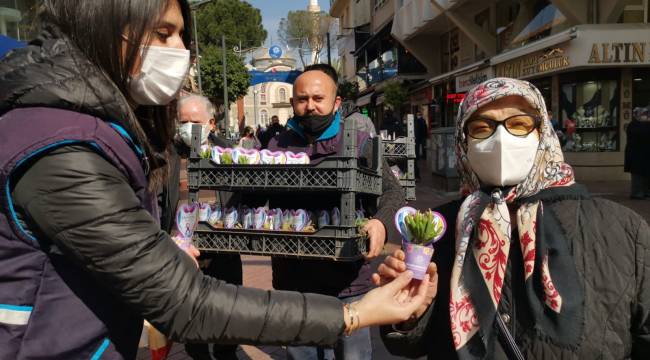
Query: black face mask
xmin=295 ymin=112 xmax=335 ymax=138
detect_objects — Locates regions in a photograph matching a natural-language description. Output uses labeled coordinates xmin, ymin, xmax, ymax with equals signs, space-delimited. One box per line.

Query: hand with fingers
xmin=372 ymin=249 xmax=438 ymax=320
xmin=185 ymin=245 xmax=201 ymax=268
xmin=343 ymin=270 xmax=431 ymax=335
xmin=363 ymin=219 xmax=387 ymax=260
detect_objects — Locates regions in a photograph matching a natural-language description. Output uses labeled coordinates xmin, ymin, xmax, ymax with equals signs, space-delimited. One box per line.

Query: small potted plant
xmin=174 ymin=203 xmax=199 ymax=251
xmin=394 ymin=207 xmax=447 ymax=280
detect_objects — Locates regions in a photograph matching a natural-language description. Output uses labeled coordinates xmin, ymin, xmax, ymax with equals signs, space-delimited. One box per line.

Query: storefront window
xmin=530 ymin=77 xmax=552 ymax=111
xmin=559 ymin=72 xmax=620 ymax=152
xmin=433 ymin=82 xmax=460 ymax=128
xmin=496 ymin=0 xmax=571 ymax=53
xmin=633 ymin=69 xmax=650 ymax=119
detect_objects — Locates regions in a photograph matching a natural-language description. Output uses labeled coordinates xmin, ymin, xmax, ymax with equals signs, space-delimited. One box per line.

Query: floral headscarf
xmin=450 ymin=78 xmax=584 ymax=358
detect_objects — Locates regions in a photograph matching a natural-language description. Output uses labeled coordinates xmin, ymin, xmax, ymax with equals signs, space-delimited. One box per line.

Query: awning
xmin=356 ymin=92 xmax=374 ymax=107
xmin=428 ymin=60 xmax=486 ymax=85
xmin=376 ymin=94 xmax=385 ymax=105
xmin=491 ymin=27 xmax=577 ymax=65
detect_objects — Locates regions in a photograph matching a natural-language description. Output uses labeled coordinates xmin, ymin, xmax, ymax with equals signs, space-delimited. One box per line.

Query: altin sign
xmin=496 ymin=48 xmax=570 ymax=78
xmin=588 ymin=42 xmax=647 ymax=64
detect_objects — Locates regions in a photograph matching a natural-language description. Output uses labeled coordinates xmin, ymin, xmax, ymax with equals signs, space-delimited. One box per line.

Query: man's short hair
xmin=302 ymin=63 xmax=338 ymax=86
xmin=177 ymin=94 xmax=216 ymax=119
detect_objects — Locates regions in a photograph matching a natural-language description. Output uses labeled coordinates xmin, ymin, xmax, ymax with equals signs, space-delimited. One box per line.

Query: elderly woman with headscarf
xmin=373 ymin=77 xmax=650 ymax=359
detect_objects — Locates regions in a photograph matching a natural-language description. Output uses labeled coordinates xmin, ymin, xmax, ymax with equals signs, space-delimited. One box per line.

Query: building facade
xmin=233 ymin=47 xmax=297 ymax=131
xmin=331 ymin=0 xmax=428 ymax=130
xmin=334 ymin=0 xmax=650 ymax=181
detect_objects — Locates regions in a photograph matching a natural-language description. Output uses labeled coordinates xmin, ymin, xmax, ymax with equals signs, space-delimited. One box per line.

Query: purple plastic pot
xmin=403 ymin=242 xmax=435 ymax=280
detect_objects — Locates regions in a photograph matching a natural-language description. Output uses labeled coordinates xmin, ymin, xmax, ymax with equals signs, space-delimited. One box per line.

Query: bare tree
xmin=278 ymin=10 xmax=334 ymax=67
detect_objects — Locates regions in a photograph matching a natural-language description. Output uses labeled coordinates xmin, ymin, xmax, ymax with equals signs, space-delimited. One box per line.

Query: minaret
xmin=307 ymin=0 xmax=320 ymax=13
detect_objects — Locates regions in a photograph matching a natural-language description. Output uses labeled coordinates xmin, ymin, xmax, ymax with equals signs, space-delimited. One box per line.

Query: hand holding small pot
xmin=344 ymin=271 xmax=431 ymax=333
xmin=372 ymin=249 xmax=438 ymax=319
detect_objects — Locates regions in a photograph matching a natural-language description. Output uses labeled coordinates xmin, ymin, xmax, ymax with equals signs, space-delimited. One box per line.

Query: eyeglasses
xmin=464 ymin=114 xmax=541 ymax=140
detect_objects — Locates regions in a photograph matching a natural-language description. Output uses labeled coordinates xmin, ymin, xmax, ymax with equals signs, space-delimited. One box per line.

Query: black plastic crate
xmin=383 ymin=138 xmax=416 ymax=159
xmin=193 ymin=224 xmax=367 ymax=261
xmin=188 ymin=157 xmax=382 ymax=195
xmin=382 ymin=116 xmax=416 ymax=159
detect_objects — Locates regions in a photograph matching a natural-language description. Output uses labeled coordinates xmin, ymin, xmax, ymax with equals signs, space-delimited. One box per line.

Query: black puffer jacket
xmin=1 ymin=25 xmax=344 ymax=347
xmin=381 ymin=189 xmax=650 ymax=359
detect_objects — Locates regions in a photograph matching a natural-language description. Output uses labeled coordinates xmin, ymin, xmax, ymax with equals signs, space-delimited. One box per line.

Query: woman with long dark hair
xmin=0 ymin=1 xmax=428 ymax=359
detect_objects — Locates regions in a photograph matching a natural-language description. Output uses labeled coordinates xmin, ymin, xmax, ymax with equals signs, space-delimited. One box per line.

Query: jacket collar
xmin=286 ymin=111 xmax=341 ymax=142
xmin=0 ymin=23 xmax=142 ymax=147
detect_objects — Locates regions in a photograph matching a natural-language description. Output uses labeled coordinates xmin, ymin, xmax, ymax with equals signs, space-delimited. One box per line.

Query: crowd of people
xmin=2 ymin=1 xmax=650 ymax=360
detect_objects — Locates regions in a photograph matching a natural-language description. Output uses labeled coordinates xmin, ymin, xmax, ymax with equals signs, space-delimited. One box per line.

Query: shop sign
xmin=410 ymin=86 xmax=432 ymax=104
xmin=446 ymin=93 xmax=465 ymax=103
xmin=496 ymin=48 xmax=570 ymax=78
xmin=587 ymin=42 xmax=647 ymax=64
xmin=455 ymin=68 xmax=493 ymax=92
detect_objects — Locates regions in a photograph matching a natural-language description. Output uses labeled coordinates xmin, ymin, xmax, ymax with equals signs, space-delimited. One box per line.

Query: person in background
xmin=0 ymin=1 xmax=430 ymax=358
xmin=176 ymin=94 xmax=242 ymax=360
xmin=548 ymin=109 xmax=559 ymax=130
xmin=260 ymin=115 xmax=286 ymax=148
xmin=265 ymin=63 xmax=405 ymax=360
xmin=255 ymin=123 xmax=264 ymax=140
xmin=238 ymin=126 xmax=261 ymax=149
xmin=414 ymin=111 xmax=428 ymax=180
xmin=176 ymin=94 xmax=230 ymax=148
xmin=381 ymin=109 xmax=403 ymax=138
xmin=625 ymin=107 xmax=650 ymax=199
xmin=376 ymin=78 xmax=650 ymax=359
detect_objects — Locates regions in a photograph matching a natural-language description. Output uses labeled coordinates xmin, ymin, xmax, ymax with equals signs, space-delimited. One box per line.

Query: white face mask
xmin=467 ymin=126 xmax=539 ymax=187
xmin=129 ymin=46 xmax=190 ymax=105
xmin=178 ymin=123 xmax=210 ymax=146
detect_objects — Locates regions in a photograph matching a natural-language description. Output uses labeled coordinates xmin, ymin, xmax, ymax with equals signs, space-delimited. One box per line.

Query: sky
xmin=245 ymin=0 xmax=331 ymax=48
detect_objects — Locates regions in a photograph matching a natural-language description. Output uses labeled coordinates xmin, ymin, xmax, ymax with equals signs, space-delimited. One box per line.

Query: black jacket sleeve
xmin=12 ymin=145 xmax=344 ymax=345
xmin=373 ymin=154 xmax=406 ymax=234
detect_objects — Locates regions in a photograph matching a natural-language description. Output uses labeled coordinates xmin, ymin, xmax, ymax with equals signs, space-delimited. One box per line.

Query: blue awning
xmin=249 ymin=70 xmax=302 ymax=86
xmin=0 ymin=35 xmax=26 ymax=59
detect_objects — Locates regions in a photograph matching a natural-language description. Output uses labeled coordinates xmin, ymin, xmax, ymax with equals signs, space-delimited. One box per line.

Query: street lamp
xmin=233 ymin=43 xmax=264 ymax=58
xmin=253 ymin=89 xmax=259 ymax=128
xmin=189 ymin=0 xmax=212 ymax=93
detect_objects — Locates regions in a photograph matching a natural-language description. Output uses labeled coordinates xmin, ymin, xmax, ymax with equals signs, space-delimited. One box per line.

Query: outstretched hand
xmin=371 ymin=249 xmax=438 ymax=319
xmin=352 ymin=270 xmax=430 ymax=328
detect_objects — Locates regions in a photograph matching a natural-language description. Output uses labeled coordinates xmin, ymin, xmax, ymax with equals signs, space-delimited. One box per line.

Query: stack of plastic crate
xmin=186 ymin=119 xmax=383 ymax=261
xmin=382 ymin=115 xmax=416 ymax=201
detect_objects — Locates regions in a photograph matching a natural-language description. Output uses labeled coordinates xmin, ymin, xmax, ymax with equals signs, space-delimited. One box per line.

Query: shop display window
xmin=559 ymin=75 xmax=620 ymax=152
xmin=633 ymin=70 xmax=650 ymax=115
